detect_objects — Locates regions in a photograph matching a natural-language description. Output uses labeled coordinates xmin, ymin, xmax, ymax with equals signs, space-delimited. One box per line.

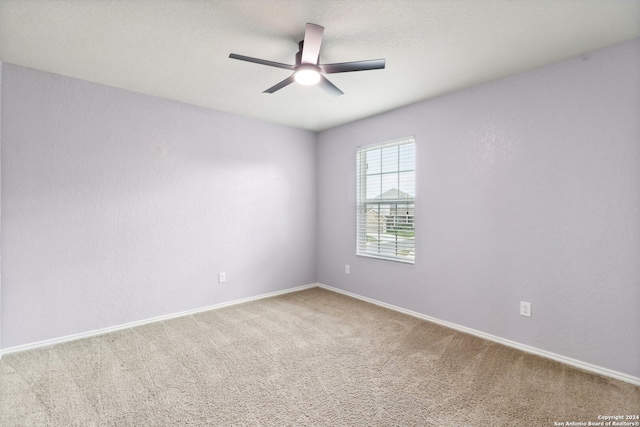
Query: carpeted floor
xmin=1 ymin=287 xmax=638 ymax=426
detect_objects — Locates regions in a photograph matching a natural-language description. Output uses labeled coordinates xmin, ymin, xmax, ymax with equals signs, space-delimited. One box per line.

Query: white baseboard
xmin=1 ymin=283 xmax=318 ymax=357
xmin=318 ymin=283 xmax=640 ymax=387
xmin=3 ymin=282 xmax=638 ymax=387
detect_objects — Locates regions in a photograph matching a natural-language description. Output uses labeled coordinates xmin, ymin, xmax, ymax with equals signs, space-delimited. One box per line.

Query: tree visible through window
xmin=356 ymin=137 xmax=415 ymax=263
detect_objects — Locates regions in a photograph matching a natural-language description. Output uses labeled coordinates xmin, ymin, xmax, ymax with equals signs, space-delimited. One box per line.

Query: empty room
xmin=0 ymin=1 xmax=639 ymax=425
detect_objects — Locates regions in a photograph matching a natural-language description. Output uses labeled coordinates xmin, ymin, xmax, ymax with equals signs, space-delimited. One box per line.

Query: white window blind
xmin=356 ymin=137 xmax=415 ymax=263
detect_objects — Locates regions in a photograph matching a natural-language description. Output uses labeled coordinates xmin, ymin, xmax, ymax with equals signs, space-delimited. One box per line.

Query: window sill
xmin=356 ymin=253 xmax=415 ymax=265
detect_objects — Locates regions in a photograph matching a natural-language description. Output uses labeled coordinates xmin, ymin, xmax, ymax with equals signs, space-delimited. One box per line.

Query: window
xmin=356 ymin=137 xmax=415 ymax=263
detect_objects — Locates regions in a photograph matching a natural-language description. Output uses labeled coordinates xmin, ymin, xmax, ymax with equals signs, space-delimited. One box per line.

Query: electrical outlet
xmin=219 ymin=272 xmax=226 ymax=283
xmin=345 ymin=265 xmax=350 ymax=275
xmin=520 ymin=301 xmax=531 ymax=317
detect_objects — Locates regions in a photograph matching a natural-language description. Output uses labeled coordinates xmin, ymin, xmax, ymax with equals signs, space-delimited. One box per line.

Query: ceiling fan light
xmin=294 ymin=66 xmax=321 ymax=85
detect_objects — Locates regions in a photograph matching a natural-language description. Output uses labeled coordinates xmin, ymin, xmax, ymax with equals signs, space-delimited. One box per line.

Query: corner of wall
xmin=0 ymin=59 xmax=3 ymax=353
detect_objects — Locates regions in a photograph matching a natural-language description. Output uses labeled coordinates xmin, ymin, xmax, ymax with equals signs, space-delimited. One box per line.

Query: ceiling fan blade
xmin=318 ymin=75 xmax=344 ymax=97
xmin=263 ymin=75 xmax=296 ymax=94
xmin=229 ymin=53 xmax=294 ymax=70
xmin=301 ymin=23 xmax=324 ymax=64
xmin=321 ymin=59 xmax=386 ymax=74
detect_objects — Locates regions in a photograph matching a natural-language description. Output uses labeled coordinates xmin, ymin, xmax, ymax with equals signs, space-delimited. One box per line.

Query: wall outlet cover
xmin=520 ymin=301 xmax=531 ymax=317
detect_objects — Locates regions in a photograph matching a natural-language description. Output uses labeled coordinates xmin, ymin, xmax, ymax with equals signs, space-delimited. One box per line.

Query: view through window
xmin=356 ymin=137 xmax=415 ymax=263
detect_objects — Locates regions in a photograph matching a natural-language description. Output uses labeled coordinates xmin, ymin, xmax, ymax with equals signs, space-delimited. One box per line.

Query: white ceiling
xmin=1 ymin=0 xmax=639 ymax=132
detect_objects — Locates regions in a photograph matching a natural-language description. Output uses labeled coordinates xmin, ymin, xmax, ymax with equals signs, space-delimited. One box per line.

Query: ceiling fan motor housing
xmin=296 ymin=41 xmax=317 ymax=65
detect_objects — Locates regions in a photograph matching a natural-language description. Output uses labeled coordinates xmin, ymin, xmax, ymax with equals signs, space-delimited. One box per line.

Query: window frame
xmin=356 ymin=137 xmax=416 ymax=264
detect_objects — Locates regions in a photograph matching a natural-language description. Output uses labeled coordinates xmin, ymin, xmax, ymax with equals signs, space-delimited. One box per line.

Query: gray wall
xmin=316 ymin=39 xmax=640 ymax=378
xmin=1 ymin=64 xmax=317 ymax=349
xmin=0 ymin=60 xmax=2 ymax=349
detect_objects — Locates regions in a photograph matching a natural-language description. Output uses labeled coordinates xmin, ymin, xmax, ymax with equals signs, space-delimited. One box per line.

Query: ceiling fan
xmin=229 ymin=23 xmax=385 ymax=96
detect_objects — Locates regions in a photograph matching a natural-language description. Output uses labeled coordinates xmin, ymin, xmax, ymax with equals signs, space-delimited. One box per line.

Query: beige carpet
xmin=1 ymin=287 xmax=638 ymax=426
